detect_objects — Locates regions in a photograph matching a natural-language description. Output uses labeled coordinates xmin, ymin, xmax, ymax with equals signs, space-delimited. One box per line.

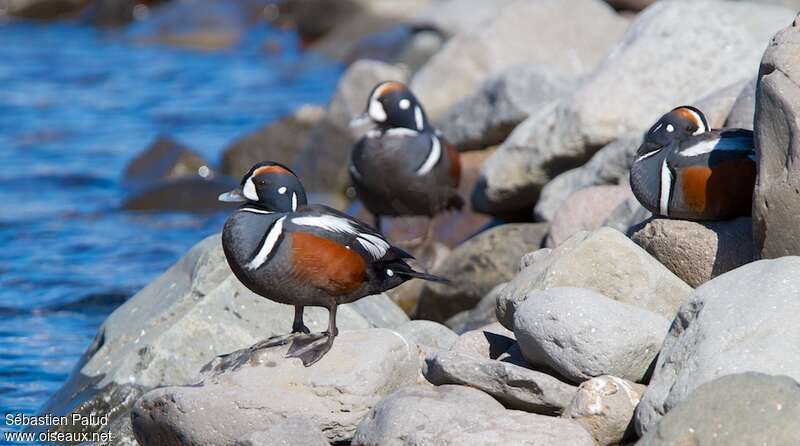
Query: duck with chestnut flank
xmin=219 ymin=161 xmax=448 ymax=366
xmin=349 ymin=81 xmax=463 ymax=244
xmin=630 ymin=106 xmax=756 ymax=221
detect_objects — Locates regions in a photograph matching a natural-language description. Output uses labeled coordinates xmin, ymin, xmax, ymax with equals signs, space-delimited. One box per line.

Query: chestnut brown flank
xmin=681 ymin=159 xmax=756 ymax=218
xmin=253 ymin=165 xmax=291 ymax=176
xmin=444 ymin=140 xmax=461 ymax=187
xmin=290 ymin=232 xmax=366 ymax=295
xmin=681 ymin=166 xmax=712 ymax=212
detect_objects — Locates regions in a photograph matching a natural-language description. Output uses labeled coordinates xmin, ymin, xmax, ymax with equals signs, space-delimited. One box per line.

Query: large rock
xmin=450 ymin=321 xmax=516 ymax=361
xmin=425 ymin=350 xmax=577 ymax=414
xmin=353 ymin=385 xmax=595 ymax=446
xmin=235 ymin=416 xmax=328 ymax=446
xmin=534 ymin=135 xmax=640 ymax=222
xmin=496 ymin=228 xmax=691 ymax=329
xmin=474 ymin=1 xmax=794 ymax=216
xmin=638 ymin=373 xmax=800 ymax=446
xmin=410 ymin=0 xmax=515 ymax=38
xmin=753 ymin=18 xmax=800 ymax=258
xmin=437 ymin=64 xmax=575 ymax=152
xmin=725 ymin=77 xmax=757 ymax=130
xmin=415 ymin=223 xmax=547 ymax=322
xmin=1 ymin=0 xmax=87 ymax=20
xmin=563 ymin=375 xmax=645 ymax=446
xmin=220 ymin=105 xmax=323 ymax=177
xmin=602 ymin=195 xmax=651 ymax=235
xmin=544 ymin=184 xmax=633 ymax=248
xmin=513 ymin=287 xmax=670 ymax=383
xmin=410 ymin=0 xmax=627 ymax=119
xmin=122 ymin=136 xmax=210 ymax=189
xmin=41 ymin=235 xmax=408 ymax=442
xmin=445 ymin=282 xmax=505 ymax=334
xmin=631 ymin=217 xmax=755 ymax=288
xmin=635 ymin=257 xmax=800 ymax=434
xmin=294 ymin=60 xmax=408 ymax=195
xmin=131 ymin=329 xmax=420 ymax=444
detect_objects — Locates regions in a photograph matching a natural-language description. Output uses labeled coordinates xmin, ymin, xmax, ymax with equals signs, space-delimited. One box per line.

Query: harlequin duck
xmin=219 ymin=161 xmax=448 ymax=366
xmin=630 ymin=106 xmax=756 ymax=221
xmin=349 ymin=81 xmax=463 ymax=241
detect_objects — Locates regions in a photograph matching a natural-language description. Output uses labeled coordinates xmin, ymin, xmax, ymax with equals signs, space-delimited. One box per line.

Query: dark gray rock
xmin=474 ymin=1 xmax=793 ymax=216
xmin=631 ymin=217 xmax=755 ymax=288
xmin=131 ymin=330 xmax=421 ymax=445
xmin=753 ymin=19 xmax=800 ymax=258
xmin=513 ymin=287 xmax=670 ymax=383
xmin=416 ymin=223 xmax=548 ymax=322
xmin=437 ymin=64 xmax=575 ymax=152
xmin=638 ymin=373 xmax=800 ymax=446
xmin=122 ymin=136 xmax=209 ymax=190
xmin=353 ymin=385 xmax=595 ymax=446
xmin=221 ymin=105 xmax=323 ymax=178
xmin=425 ymin=350 xmax=577 ymax=414
xmin=635 ymin=257 xmax=800 ymax=434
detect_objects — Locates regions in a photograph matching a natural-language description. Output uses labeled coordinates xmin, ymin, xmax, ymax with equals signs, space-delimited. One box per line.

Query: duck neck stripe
xmin=416 ymin=134 xmax=441 ymax=176
xmin=659 ymin=159 xmax=672 ymax=217
xmin=247 ymin=216 xmax=286 ymax=270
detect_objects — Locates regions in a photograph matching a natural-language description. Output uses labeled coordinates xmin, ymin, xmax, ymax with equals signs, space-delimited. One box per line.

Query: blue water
xmin=0 ymin=21 xmax=341 ymax=438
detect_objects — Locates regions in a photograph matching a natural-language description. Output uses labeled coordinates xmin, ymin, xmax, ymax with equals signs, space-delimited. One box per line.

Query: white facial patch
xmin=278 ymin=186 xmax=287 ymax=195
xmin=369 ymin=95 xmax=387 ymax=122
xmin=291 ymin=192 xmax=298 ymax=211
xmin=416 ymin=134 xmax=442 ymax=176
xmin=247 ymin=216 xmax=286 ymax=270
xmin=243 ymin=176 xmax=258 ymax=201
xmin=414 ymin=106 xmax=424 ymax=131
xmin=666 ymin=124 xmax=675 ymax=133
xmin=386 ymin=269 xmax=394 ymax=277
xmin=399 ymin=99 xmax=410 ymax=110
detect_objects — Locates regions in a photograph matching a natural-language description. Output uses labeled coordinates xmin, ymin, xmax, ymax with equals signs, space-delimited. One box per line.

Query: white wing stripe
xmin=357 ymin=233 xmax=390 ymax=258
xmin=292 ymin=215 xmax=357 ymax=234
xmin=247 ymin=216 xmax=286 ymax=270
xmin=416 ymin=135 xmax=441 ymax=176
xmin=679 ymin=137 xmax=753 ymax=157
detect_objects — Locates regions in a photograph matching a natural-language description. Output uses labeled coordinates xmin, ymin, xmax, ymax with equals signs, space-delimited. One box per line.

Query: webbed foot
xmin=285 ymin=333 xmax=335 ymax=367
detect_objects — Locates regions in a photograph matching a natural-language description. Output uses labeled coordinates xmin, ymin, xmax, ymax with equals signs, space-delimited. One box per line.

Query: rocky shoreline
xmin=36 ymin=0 xmax=800 ymax=444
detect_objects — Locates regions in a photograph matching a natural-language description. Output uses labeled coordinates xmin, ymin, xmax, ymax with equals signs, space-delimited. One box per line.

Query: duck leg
xmin=251 ymin=305 xmax=311 ymax=350
xmin=286 ymin=304 xmax=338 ymax=367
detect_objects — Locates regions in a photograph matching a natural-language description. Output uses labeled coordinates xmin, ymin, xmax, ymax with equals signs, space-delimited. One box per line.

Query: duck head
xmin=219 ymin=161 xmax=307 ymax=212
xmin=350 ymin=81 xmax=431 ymax=132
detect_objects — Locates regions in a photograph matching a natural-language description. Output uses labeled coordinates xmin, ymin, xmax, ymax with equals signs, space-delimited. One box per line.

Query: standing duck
xmin=219 ymin=161 xmax=447 ymax=366
xmin=349 ymin=81 xmax=463 ymax=244
xmin=630 ymin=106 xmax=756 ymax=221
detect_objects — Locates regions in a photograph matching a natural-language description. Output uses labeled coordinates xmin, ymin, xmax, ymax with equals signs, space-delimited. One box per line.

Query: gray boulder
xmin=415 ymin=223 xmax=548 ymax=322
xmin=437 ymin=64 xmax=575 ymax=152
xmin=534 ymin=135 xmax=640 ymax=222
xmin=131 ymin=329 xmax=421 ymax=445
xmin=235 ymin=416 xmax=328 ymax=446
xmin=638 ymin=373 xmax=800 ymax=446
xmin=753 ymin=18 xmax=800 ymax=258
xmin=635 ymin=257 xmax=800 ymax=434
xmin=294 ymin=59 xmax=408 ymax=194
xmin=603 ymin=195 xmax=651 ymax=235
xmin=395 ymin=319 xmax=458 ymax=353
xmin=450 ymin=321 xmax=516 ymax=360
xmin=410 ymin=0 xmax=627 ymax=119
xmin=425 ymin=351 xmax=577 ymax=414
xmin=353 ymin=385 xmax=594 ymax=445
xmin=563 ymin=375 xmax=645 ymax=446
xmin=496 ymin=228 xmax=691 ymax=329
xmin=513 ymin=287 xmax=670 ymax=383
xmin=445 ymin=282 xmax=506 ymax=334
xmin=410 ymin=0 xmax=515 ymax=38
xmin=544 ymin=185 xmax=633 ymax=248
xmin=631 ymin=217 xmax=755 ymax=288
xmin=425 ymin=352 xmax=578 ymax=415
xmin=221 ymin=105 xmax=323 ymax=177
xmin=42 ymin=235 xmax=408 ymax=441
xmin=474 ymin=1 xmax=794 ymax=216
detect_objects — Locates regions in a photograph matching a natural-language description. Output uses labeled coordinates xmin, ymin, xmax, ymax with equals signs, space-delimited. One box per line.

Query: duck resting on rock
xmin=349 ymin=81 xmax=463 ymax=248
xmin=630 ymin=105 xmax=756 ymax=221
xmin=219 ymin=161 xmax=448 ymax=366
